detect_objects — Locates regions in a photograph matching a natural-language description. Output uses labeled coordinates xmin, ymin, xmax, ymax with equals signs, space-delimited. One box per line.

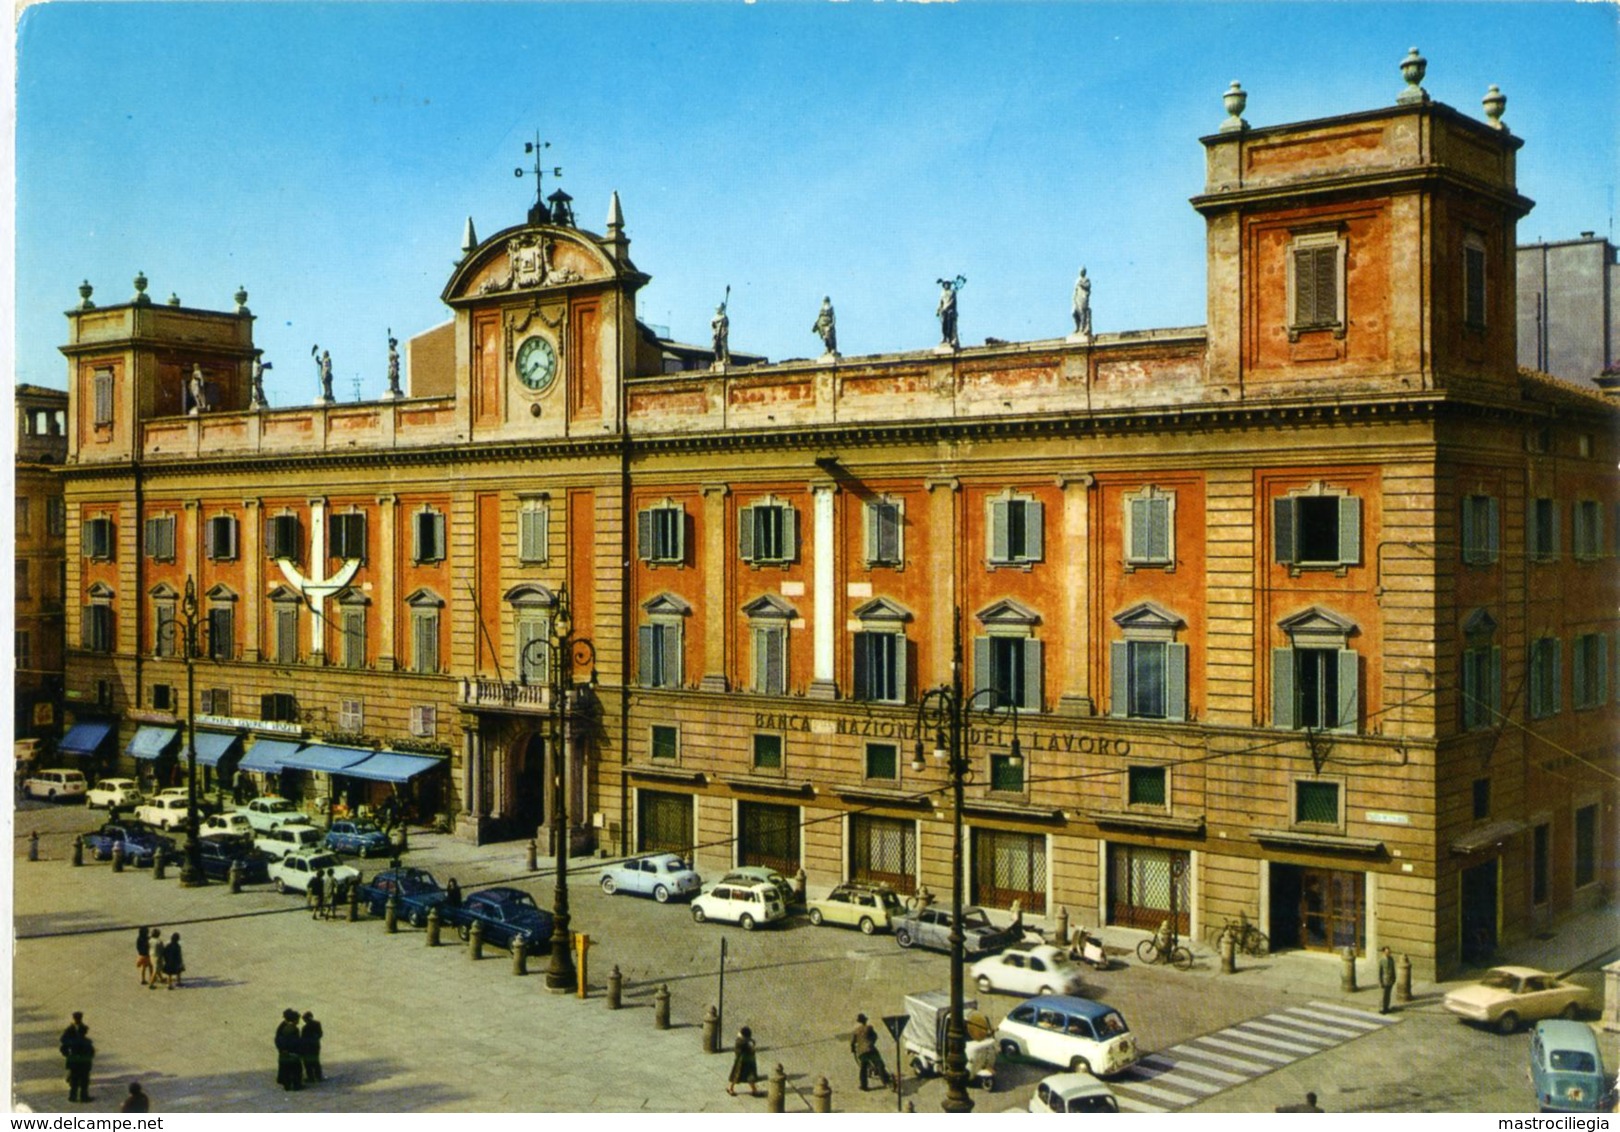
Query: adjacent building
xmin=1517 ymin=232 xmax=1619 ymax=389
xmin=14 ymin=384 xmax=68 ymax=757
xmin=54 ymin=68 xmax=1618 ymax=979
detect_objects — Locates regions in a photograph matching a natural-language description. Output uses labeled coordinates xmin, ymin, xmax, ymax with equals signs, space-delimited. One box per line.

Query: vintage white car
xmin=254 ymin=824 xmax=325 ymax=860
xmin=133 ymin=794 xmax=191 ymax=830
xmin=1028 ymin=1072 xmax=1120 ymax=1114
xmin=690 ymin=882 xmax=786 ymax=930
xmin=86 ymin=778 xmax=144 ymax=810
xmin=202 ymin=812 xmax=254 ymax=837
xmin=806 ymin=882 xmax=905 ymax=935
xmin=971 ymin=944 xmax=1088 ymax=997
xmin=995 ymin=995 xmax=1140 ymax=1078
xmin=23 ymin=768 xmax=87 ymax=801
xmin=268 ymin=850 xmax=359 ymax=895
xmin=239 ymin=796 xmax=313 ymax=832
xmin=1443 ymin=966 xmax=1592 ymax=1034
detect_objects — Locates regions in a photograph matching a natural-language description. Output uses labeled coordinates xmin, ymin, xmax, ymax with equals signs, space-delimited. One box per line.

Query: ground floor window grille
xmin=971 ymin=827 xmax=1046 ymax=914
xmin=738 ymin=801 xmax=800 ymax=875
xmin=849 ymin=814 xmax=915 ymax=894
xmin=1106 ymin=844 xmax=1189 ymax=933
xmin=637 ymin=790 xmax=694 ymax=856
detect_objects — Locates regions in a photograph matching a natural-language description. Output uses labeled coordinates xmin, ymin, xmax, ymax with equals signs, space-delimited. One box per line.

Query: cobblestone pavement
xmin=11 ymin=800 xmax=1618 ymax=1113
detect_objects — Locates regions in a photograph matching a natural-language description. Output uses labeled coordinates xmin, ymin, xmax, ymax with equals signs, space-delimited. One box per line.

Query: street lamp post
xmin=522 ymin=588 xmax=595 ymax=993
xmin=911 ymin=609 xmax=1023 ymax=1114
xmin=170 ymin=577 xmax=207 ymax=887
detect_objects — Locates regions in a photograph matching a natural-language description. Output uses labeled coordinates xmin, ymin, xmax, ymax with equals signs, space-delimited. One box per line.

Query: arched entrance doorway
xmin=509 ymin=731 xmax=546 ymax=837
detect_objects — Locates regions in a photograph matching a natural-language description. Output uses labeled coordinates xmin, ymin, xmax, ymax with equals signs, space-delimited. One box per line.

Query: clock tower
xmin=441 ymin=190 xmax=647 ymax=441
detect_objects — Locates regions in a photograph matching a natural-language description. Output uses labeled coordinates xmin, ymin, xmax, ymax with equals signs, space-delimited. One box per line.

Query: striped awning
xmin=239 ymin=739 xmax=304 ymax=774
xmin=59 ymin=721 xmax=114 ymax=756
xmin=191 ymin=731 xmax=244 ymax=769
xmin=126 ymin=726 xmax=180 ymax=761
xmin=277 ymin=744 xmax=373 ymax=775
xmin=341 ymin=751 xmax=442 ymax=784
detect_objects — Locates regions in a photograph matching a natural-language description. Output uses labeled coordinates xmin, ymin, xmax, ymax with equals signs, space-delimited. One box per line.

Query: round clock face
xmin=515 ymin=334 xmax=558 ymax=392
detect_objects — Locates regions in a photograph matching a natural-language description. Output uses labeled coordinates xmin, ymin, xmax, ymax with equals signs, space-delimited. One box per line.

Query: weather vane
xmin=515 ymin=131 xmax=563 ymax=221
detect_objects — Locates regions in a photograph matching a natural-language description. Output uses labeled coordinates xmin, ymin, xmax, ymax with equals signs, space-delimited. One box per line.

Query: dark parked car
xmin=358 ymin=867 xmax=452 ymax=926
xmin=196 ymin=833 xmax=272 ymax=883
xmin=325 ymin=819 xmax=392 ymax=858
xmin=894 ymin=904 xmax=1021 ymax=956
xmin=440 ymin=886 xmax=554 ymax=950
xmin=82 ymin=823 xmax=174 ymax=867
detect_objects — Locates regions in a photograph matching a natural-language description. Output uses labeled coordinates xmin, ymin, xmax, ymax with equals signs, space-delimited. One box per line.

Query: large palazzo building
xmin=55 ymin=69 xmax=1618 ymax=979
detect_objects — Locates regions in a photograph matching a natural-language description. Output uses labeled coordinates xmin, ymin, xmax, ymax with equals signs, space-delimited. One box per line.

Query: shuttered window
xmin=1291 ymin=241 xmax=1341 ymax=331
xmin=272 ymin=605 xmax=299 ymax=664
xmin=865 ymin=498 xmax=903 ymax=566
xmin=1273 ymin=647 xmax=1359 ymax=733
xmin=207 ymin=515 xmax=239 ymax=561
xmin=753 ymin=625 xmax=787 ymax=695
xmin=338 ymin=608 xmax=364 ymax=669
xmin=517 ymin=617 xmax=550 ymax=684
xmin=1274 ymin=493 xmax=1361 ymax=567
xmin=1529 ymin=638 xmax=1562 ymax=719
xmin=261 ymin=693 xmax=299 ymax=722
xmin=637 ymin=622 xmax=683 ymax=689
xmin=82 ymin=605 xmax=114 ymax=652
xmin=1109 ymin=640 xmax=1188 ymax=721
xmin=1573 ymin=633 xmax=1609 ymax=710
xmin=266 ymin=515 xmax=302 ymax=561
xmin=144 ymin=515 xmax=176 ymax=561
xmin=82 ymin=518 xmax=115 ymax=560
xmin=154 ymin=602 xmax=178 ymax=658
xmin=410 ymin=705 xmax=437 ymax=738
xmin=518 ymin=503 xmax=548 ymax=563
xmin=329 ymin=512 xmax=367 ymax=560
xmin=209 ymin=606 xmax=235 ymax=661
xmin=412 ymin=611 xmax=440 ymax=674
xmin=1461 ymin=643 xmax=1502 ymax=730
xmin=1125 ymin=491 xmax=1173 ymax=566
xmin=740 ymin=502 xmax=796 ymax=564
xmin=973 ymin=635 xmax=1042 ymax=711
xmin=988 ymin=495 xmax=1043 ymax=565
xmin=413 ymin=511 xmax=446 ymax=563
xmin=1572 ymin=501 xmax=1603 ymax=561
xmin=1460 ymin=495 xmax=1499 ymax=565
xmin=1529 ymin=498 xmax=1560 ymax=561
xmin=636 ymin=504 xmax=685 ymax=563
xmin=92 ymin=371 xmax=114 ymax=426
xmin=853 ymin=631 xmax=905 ymax=703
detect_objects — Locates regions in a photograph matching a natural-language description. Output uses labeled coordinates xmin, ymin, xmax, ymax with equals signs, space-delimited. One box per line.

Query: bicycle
xmin=1136 ymin=930 xmax=1193 ymax=971
xmin=1209 ymin=912 xmax=1270 ymax=957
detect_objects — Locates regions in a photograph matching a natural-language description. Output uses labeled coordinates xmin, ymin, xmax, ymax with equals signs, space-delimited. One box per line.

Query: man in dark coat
xmin=308 ymin=870 xmax=325 ymax=919
xmin=1378 ymin=946 xmax=1397 ymax=1014
xmin=161 ymin=933 xmax=185 ymax=988
xmin=275 ymin=1009 xmax=304 ymax=1090
xmin=135 ymin=926 xmax=152 ymax=985
xmin=61 ymin=1017 xmax=94 ymax=1102
xmin=300 ymin=1012 xmax=324 ymax=1082
xmin=850 ymin=1013 xmax=891 ymax=1091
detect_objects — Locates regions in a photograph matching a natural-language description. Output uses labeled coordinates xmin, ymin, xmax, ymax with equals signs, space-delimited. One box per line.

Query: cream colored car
xmin=806 ymin=883 xmax=904 ymax=935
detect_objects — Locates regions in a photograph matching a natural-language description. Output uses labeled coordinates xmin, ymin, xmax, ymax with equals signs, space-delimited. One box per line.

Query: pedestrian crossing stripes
xmin=1109 ymin=1001 xmax=1398 ymax=1113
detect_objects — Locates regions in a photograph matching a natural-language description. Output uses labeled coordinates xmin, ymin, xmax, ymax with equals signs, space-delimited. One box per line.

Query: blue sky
xmin=11 ymin=3 xmax=1618 ymax=408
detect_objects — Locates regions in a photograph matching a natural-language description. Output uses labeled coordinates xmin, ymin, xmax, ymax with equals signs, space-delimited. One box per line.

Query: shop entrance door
xmin=1460 ymin=859 xmax=1498 ymax=965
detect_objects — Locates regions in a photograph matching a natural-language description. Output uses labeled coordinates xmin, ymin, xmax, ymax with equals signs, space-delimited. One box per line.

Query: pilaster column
xmin=808 ymin=481 xmax=838 ymax=700
xmin=924 ymin=478 xmax=960 ymax=688
xmin=242 ymin=499 xmax=261 ymax=662
xmin=306 ymin=496 xmax=328 ymax=658
xmin=376 ymin=495 xmax=397 ymax=671
xmin=183 ymin=499 xmax=201 ymax=584
xmin=699 ymin=484 xmax=730 ymax=692
xmin=1057 ymin=473 xmax=1096 ymax=716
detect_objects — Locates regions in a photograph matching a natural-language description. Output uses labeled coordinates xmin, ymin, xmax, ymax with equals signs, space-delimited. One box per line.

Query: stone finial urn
xmin=1220 ymin=81 xmax=1249 ymax=132
xmin=234 ymin=286 xmax=250 ymax=313
xmin=77 ymin=280 xmax=95 ymax=310
xmin=132 ymin=270 xmax=151 ymax=305
xmin=1397 ymin=46 xmax=1429 ymax=105
xmin=1481 ymin=85 xmax=1508 ymax=131
xmin=167 ymin=292 xmax=182 ymax=307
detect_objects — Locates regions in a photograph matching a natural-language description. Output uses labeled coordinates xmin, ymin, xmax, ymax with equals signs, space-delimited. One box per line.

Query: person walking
xmin=1378 ymin=946 xmax=1396 ymax=1014
xmin=135 ymin=926 xmax=153 ymax=986
xmin=726 ymin=1026 xmax=760 ymax=1097
xmin=300 ymin=1012 xmax=324 ymax=1082
xmin=162 ymin=932 xmax=185 ymax=989
xmin=850 ymin=1013 xmax=892 ymax=1091
xmin=61 ymin=1018 xmax=94 ymax=1103
xmin=324 ymin=870 xmax=341 ymax=920
xmin=275 ymin=1009 xmax=304 ymax=1091
xmin=308 ymin=869 xmax=325 ymax=919
xmin=445 ymin=877 xmax=462 ymax=907
xmin=120 ymin=1082 xmax=151 ymax=1113
xmin=148 ymin=929 xmax=168 ymax=989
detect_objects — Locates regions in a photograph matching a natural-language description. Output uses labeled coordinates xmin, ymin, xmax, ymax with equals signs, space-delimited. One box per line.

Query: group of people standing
xmin=274 ymin=1009 xmax=325 ymax=1091
xmin=306 ymin=869 xmax=352 ymax=919
xmin=135 ymin=926 xmax=185 ymax=989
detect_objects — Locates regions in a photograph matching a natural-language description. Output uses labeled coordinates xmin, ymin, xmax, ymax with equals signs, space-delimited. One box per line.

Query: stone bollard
xmin=607 ymin=964 xmax=623 ymax=1010
xmin=347 ymin=886 xmax=359 ymax=922
xmin=72 ymin=836 xmax=84 ymax=867
xmin=767 ymin=1064 xmax=786 ymax=1113
xmin=702 ymin=1005 xmax=720 ymax=1053
xmin=654 ymin=983 xmax=671 ymax=1030
xmin=1340 ymin=946 xmax=1358 ymax=992
xmin=527 ymin=839 xmax=538 ymax=871
xmin=228 ymin=860 xmax=243 ymax=894
xmin=1397 ymin=953 xmax=1413 ymax=1003
xmin=469 ymin=920 xmax=484 ymax=960
xmin=512 ymin=936 xmax=528 ymax=976
xmin=396 ymin=825 xmax=408 ymax=853
xmin=385 ymin=894 xmax=399 ymax=933
xmin=112 ymin=844 xmax=125 ymax=873
xmin=812 ymin=1075 xmax=832 ymax=1113
xmin=794 ymin=867 xmax=808 ymax=903
xmin=1220 ymin=927 xmax=1236 ymax=975
xmin=426 ymin=907 xmax=441 ymax=947
xmin=29 ymin=831 xmax=39 ymax=862
xmin=152 ymin=848 xmax=166 ymax=880
xmin=1056 ymin=905 xmax=1069 ymax=946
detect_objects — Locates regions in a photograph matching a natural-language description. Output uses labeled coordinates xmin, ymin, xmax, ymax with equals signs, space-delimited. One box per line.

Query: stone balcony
xmin=457 ymin=677 xmax=553 ymax=714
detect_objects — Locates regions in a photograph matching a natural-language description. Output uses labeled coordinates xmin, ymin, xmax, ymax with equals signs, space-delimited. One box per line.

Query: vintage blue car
xmin=82 ymin=823 xmax=174 ymax=866
xmin=441 ymin=886 xmax=554 ymax=950
xmin=357 ymin=867 xmax=452 ymax=926
xmin=325 ymin=819 xmax=392 ymax=858
xmin=599 ymin=853 xmax=703 ymax=903
xmin=196 ymin=833 xmax=272 ymax=883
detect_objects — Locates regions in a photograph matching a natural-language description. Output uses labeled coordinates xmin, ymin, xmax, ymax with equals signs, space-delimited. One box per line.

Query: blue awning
xmin=191 ymin=731 xmax=243 ymax=769
xmin=278 ymin=744 xmax=373 ymax=774
xmin=342 ymin=751 xmax=443 ymax=784
xmin=126 ymin=726 xmax=180 ymax=761
xmin=239 ymin=739 xmax=304 ymax=774
xmin=59 ymin=721 xmax=114 ymax=756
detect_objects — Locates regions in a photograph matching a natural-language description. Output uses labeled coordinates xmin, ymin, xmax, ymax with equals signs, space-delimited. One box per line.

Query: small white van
xmin=24 ymin=768 xmax=88 ymax=801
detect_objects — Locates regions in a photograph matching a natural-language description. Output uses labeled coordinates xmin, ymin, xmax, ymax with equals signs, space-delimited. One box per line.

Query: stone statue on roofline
xmin=385 ymin=332 xmax=402 ymax=399
xmin=711 ymin=286 xmax=731 ymax=368
xmin=812 ymin=296 xmax=838 ymax=357
xmin=936 ymin=275 xmax=964 ymax=350
xmin=1072 ymin=267 xmax=1092 ymax=338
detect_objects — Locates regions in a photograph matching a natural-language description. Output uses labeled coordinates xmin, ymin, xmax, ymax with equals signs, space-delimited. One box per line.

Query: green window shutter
xmin=1149 ymin=498 xmax=1170 ymax=561
xmin=663 ymin=623 xmax=683 ymax=687
xmin=739 ymin=506 xmax=755 ymax=561
xmin=1166 ymin=642 xmax=1188 ymax=722
xmin=1024 ymin=501 xmax=1044 ymax=562
xmin=781 ymin=506 xmax=798 ymax=562
xmin=673 ymin=508 xmax=686 ymax=561
xmin=1486 ymin=497 xmax=1500 ymax=562
xmin=1337 ymin=496 xmax=1362 ymax=565
xmin=1462 ymin=648 xmax=1479 ymax=728
xmin=1313 ymin=246 xmax=1337 ymax=323
xmin=1489 ymin=645 xmax=1502 ymax=717
xmin=1272 ymin=648 xmax=1295 ymax=729
xmin=1335 ymin=649 xmax=1359 ymax=732
xmin=1128 ymin=498 xmax=1148 ymax=560
xmin=1573 ymin=637 xmax=1589 ymax=710
xmin=990 ymin=499 xmax=1009 ymax=562
xmin=636 ymin=509 xmax=652 ymax=561
xmin=1022 ymin=639 xmax=1043 ymax=711
xmin=519 ymin=508 xmax=542 ymax=562
xmin=638 ymin=625 xmax=656 ymax=687
xmin=973 ymin=636 xmax=992 ymax=697
xmin=765 ymin=628 xmax=785 ymax=694
xmin=1110 ymin=641 xmax=1130 ymax=716
xmin=893 ymin=634 xmax=908 ymax=704
xmin=1461 ymin=498 xmax=1477 ymax=564
xmin=1549 ymin=504 xmax=1561 ymax=559
xmin=1552 ymin=639 xmax=1563 ymax=713
xmin=852 ymin=632 xmax=871 ymax=700
xmin=1273 ymin=498 xmax=1295 ymax=564
xmin=864 ymin=503 xmax=880 ymax=563
xmin=1294 ymin=248 xmax=1316 ymax=324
